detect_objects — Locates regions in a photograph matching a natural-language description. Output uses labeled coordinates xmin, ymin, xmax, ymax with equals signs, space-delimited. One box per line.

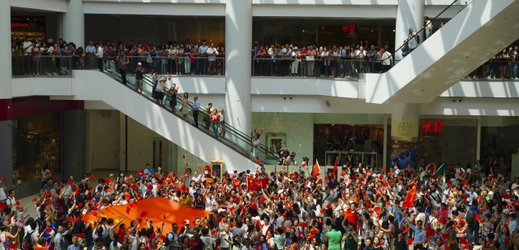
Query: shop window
xmin=12 ymin=113 xmax=61 ymax=186
xmin=313 ymin=124 xmax=384 ymax=169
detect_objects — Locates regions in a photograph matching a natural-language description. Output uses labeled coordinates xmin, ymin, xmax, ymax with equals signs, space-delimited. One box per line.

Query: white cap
xmin=138 ymin=62 xmax=142 ymax=65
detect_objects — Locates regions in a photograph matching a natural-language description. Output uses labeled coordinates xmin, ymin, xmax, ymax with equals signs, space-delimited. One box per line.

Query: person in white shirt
xmin=96 ymin=43 xmax=104 ymax=72
xmin=23 ymin=37 xmax=34 ymax=75
xmin=206 ymin=43 xmax=218 ymax=75
xmin=380 ymin=47 xmax=392 ymax=73
xmin=0 ymin=182 xmax=6 ymax=201
xmin=218 ymin=224 xmax=233 ymax=250
xmin=200 ymin=228 xmax=216 ymax=250
xmin=424 ymin=16 xmax=433 ymax=39
xmin=204 ymin=192 xmax=217 ymax=212
xmin=405 ymin=28 xmax=419 ymax=52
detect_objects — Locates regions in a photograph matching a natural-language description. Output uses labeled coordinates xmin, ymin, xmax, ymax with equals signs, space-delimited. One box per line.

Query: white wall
xmin=83 ymin=2 xmax=225 ymax=16
xmin=251 ymin=78 xmax=360 ymax=98
xmin=11 ymin=0 xmax=67 ymax=13
xmin=440 ymin=81 xmax=519 ymax=98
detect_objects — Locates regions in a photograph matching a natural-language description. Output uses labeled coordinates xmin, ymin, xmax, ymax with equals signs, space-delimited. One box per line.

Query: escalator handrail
xmin=392 ymin=0 xmax=459 ymax=59
xmin=103 ymin=62 xmax=277 ymax=165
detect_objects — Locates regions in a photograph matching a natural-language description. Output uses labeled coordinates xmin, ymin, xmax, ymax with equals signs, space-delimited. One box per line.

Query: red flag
xmin=126 ymin=207 xmax=131 ymax=214
xmin=373 ymin=207 xmax=382 ymax=214
xmin=340 ymin=171 xmax=346 ymax=177
xmin=426 ymin=229 xmax=435 ymax=236
xmin=352 ymin=196 xmax=360 ymax=203
xmin=2 ymin=174 xmax=5 ymax=182
xmin=77 ymin=233 xmax=85 ymax=238
xmin=90 ymin=175 xmax=96 ymax=179
xmin=402 ymin=183 xmax=417 ymax=209
xmin=312 ymin=160 xmax=321 ymax=177
xmin=299 ymin=222 xmax=308 ymax=227
xmin=403 ymin=228 xmax=410 ymax=234
xmin=31 ymin=198 xmax=37 ymax=202
xmin=407 ymin=238 xmax=413 ymax=245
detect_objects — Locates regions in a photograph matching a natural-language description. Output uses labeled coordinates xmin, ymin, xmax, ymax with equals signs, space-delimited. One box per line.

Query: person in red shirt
xmin=211 ymin=110 xmax=220 ymax=140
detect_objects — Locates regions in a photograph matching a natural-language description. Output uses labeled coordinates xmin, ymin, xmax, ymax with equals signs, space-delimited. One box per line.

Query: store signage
xmin=341 ymin=24 xmax=356 ymax=33
xmin=421 ymin=119 xmax=443 ymax=134
xmin=12 ymin=23 xmax=29 ymax=27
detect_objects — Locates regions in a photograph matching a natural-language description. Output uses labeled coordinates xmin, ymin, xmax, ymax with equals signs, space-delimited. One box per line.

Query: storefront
xmin=253 ymin=18 xmax=396 ymax=50
xmin=11 ymin=16 xmax=46 ymax=42
xmin=386 ymin=117 xmax=479 ymax=169
xmin=314 ymin=124 xmax=384 ymax=170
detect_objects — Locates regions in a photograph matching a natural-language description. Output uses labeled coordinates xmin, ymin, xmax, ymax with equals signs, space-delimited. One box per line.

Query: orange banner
xmin=81 ymin=197 xmax=213 ymax=230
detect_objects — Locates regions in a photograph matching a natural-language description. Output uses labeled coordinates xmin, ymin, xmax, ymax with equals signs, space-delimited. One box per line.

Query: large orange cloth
xmin=81 ymin=196 xmax=213 ymax=229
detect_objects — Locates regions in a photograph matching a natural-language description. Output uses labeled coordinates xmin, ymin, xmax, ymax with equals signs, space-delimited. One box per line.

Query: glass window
xmin=12 ymin=113 xmax=61 ymax=186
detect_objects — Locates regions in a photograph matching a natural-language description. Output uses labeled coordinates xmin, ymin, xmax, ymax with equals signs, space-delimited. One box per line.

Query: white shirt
xmin=381 ymin=52 xmax=392 ymax=65
xmin=207 ymin=47 xmax=217 ymax=61
xmin=205 ymin=197 xmax=217 ymax=211
xmin=407 ymin=32 xmax=418 ymax=49
xmin=156 ymin=78 xmax=167 ymax=93
xmin=201 ymin=236 xmax=216 ymax=250
xmin=23 ymin=41 xmax=33 ymax=54
xmin=0 ymin=187 xmax=6 ymax=200
xmin=96 ymin=47 xmax=104 ymax=58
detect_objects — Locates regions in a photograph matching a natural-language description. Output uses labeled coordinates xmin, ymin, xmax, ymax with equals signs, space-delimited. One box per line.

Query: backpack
xmin=3 ymin=198 xmax=12 ymax=214
xmin=415 ymin=34 xmax=421 ymax=44
xmin=164 ymin=231 xmax=176 ymax=246
xmin=465 ymin=210 xmax=476 ymax=225
xmin=22 ymin=231 xmax=35 ymax=250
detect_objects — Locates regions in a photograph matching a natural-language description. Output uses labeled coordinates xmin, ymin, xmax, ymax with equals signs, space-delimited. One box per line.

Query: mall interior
xmin=2 ymin=0 xmax=519 ymax=198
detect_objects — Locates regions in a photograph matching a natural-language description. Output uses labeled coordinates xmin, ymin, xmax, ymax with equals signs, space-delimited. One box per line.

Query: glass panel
xmin=12 ymin=113 xmax=61 ymax=186
xmin=94 ymin=58 xmax=277 ymax=166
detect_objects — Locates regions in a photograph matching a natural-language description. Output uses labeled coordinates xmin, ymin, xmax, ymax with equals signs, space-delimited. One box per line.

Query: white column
xmin=394 ymin=0 xmax=424 ymax=61
xmin=0 ymin=0 xmax=13 ymax=189
xmin=224 ymin=0 xmax=252 ymax=135
xmin=0 ymin=0 xmax=11 ymax=96
xmin=62 ymin=0 xmax=85 ymax=47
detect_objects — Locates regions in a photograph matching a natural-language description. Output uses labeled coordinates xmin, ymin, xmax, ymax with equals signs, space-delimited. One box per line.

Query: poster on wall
xmin=390 ymin=119 xmax=419 ymax=169
xmin=264 ymin=165 xmax=276 ymax=175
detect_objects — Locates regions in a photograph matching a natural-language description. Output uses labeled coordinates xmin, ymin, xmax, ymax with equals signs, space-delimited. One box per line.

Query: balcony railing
xmin=251 ymin=57 xmax=378 ymax=79
xmin=11 ymin=55 xmax=226 ymax=77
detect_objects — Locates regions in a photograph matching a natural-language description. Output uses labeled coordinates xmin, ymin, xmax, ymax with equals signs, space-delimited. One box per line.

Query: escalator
xmin=70 ymin=63 xmax=279 ymax=170
xmin=366 ymin=0 xmax=519 ymax=104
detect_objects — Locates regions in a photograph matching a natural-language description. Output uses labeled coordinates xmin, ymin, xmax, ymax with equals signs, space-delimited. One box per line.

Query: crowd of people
xmin=0 ymin=156 xmax=516 ymax=250
xmin=11 ymin=34 xmax=519 ymax=81
xmin=251 ymin=44 xmax=393 ymax=78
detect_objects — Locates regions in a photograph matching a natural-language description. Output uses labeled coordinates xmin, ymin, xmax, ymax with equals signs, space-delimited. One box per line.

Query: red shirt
xmin=211 ymin=114 xmax=220 ymax=124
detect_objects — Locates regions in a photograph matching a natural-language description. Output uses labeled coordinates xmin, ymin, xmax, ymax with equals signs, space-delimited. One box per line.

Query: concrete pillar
xmin=0 ymin=0 xmax=13 ymax=189
xmin=62 ymin=110 xmax=86 ymax=181
xmin=224 ymin=0 xmax=252 ymax=135
xmin=394 ymin=0 xmax=424 ymax=60
xmin=390 ymin=103 xmax=419 ymax=169
xmin=62 ymin=0 xmax=85 ymax=47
